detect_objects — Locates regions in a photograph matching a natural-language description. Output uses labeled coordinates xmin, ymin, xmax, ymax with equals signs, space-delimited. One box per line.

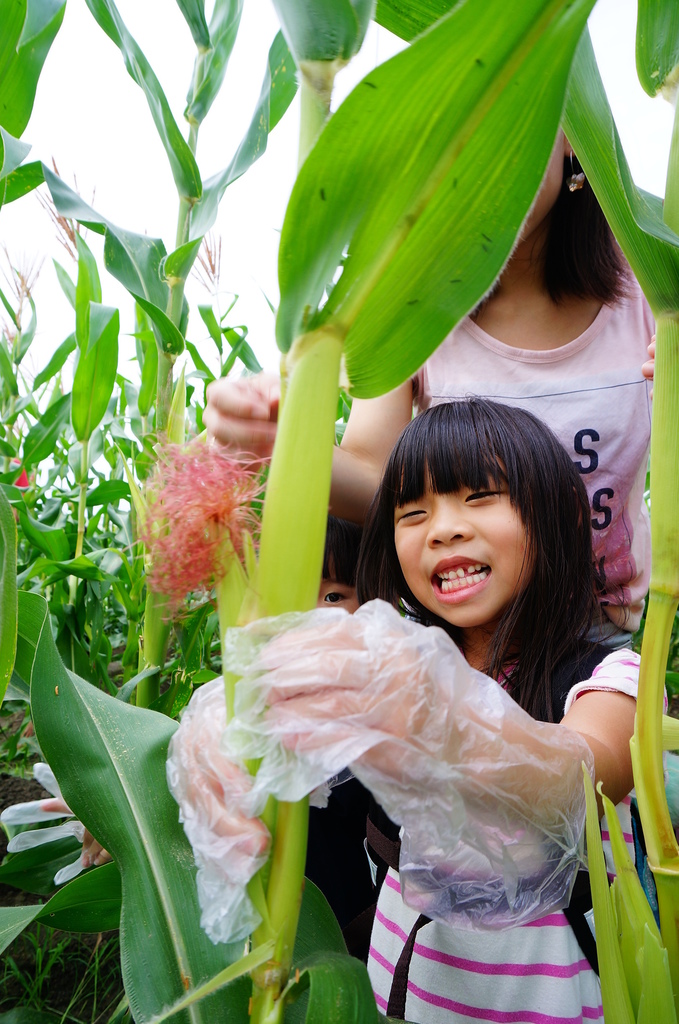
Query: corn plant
xmin=3 ymin=1 xmax=679 ymax=1023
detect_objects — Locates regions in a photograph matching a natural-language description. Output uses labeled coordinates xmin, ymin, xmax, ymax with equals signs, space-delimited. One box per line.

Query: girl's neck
xmin=471 ymin=222 xmax=602 ymax=351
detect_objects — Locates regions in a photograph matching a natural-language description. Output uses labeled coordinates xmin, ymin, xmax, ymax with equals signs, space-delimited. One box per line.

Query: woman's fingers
xmin=204 ymin=374 xmax=280 ymax=456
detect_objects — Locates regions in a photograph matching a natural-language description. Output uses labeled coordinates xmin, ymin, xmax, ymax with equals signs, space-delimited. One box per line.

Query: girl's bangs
xmin=389 ymin=405 xmax=507 ymax=507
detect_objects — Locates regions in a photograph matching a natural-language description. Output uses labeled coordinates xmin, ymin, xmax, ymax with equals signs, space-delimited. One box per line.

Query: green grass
xmin=0 ymin=923 xmax=125 ymax=1024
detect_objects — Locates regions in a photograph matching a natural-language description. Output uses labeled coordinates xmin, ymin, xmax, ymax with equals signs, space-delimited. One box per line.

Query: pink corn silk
xmin=141 ymin=440 xmax=264 ymax=610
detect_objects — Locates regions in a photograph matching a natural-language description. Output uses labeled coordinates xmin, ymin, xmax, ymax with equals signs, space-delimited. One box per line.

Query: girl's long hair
xmin=357 ymin=399 xmax=597 ymax=721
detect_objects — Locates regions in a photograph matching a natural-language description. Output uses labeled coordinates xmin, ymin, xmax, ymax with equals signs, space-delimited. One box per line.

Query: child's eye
xmin=465 ymin=490 xmax=500 ymax=503
xmin=396 ymin=508 xmax=425 ymax=521
xmin=323 ymin=591 xmax=345 ymax=604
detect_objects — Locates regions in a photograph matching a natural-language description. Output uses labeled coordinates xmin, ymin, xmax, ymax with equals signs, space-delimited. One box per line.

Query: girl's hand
xmin=642 ymin=335 xmax=655 ymax=397
xmin=41 ymin=797 xmax=112 ymax=868
xmin=166 ymin=678 xmax=271 ymax=944
xmin=204 ymin=373 xmax=280 ymax=457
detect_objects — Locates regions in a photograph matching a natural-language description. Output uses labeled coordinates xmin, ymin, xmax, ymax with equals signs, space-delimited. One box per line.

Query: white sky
xmin=1 ymin=0 xmax=674 ymax=390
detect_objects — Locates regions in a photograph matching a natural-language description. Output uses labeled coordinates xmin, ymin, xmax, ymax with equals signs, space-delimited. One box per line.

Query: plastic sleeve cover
xmin=224 ymin=600 xmax=596 ymax=929
xmin=166 ymin=677 xmax=271 ymax=944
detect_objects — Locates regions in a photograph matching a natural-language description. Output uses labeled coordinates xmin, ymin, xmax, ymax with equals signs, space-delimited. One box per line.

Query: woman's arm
xmin=204 ymin=373 xmax=414 ymax=523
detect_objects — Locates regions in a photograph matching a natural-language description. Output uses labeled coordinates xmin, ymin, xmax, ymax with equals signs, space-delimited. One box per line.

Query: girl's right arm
xmin=204 ymin=375 xmax=414 ymax=524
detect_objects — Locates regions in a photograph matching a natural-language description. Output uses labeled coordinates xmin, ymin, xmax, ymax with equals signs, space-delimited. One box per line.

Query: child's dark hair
xmin=543 ymin=155 xmax=627 ymax=304
xmin=356 ymin=399 xmax=598 ymax=722
xmin=323 ymin=515 xmax=362 ymax=586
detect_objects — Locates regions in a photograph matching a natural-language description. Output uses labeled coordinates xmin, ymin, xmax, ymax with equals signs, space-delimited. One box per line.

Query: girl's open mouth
xmin=434 ymin=563 xmax=490 ymax=594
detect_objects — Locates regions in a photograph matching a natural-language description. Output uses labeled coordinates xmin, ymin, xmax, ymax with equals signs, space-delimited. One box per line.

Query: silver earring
xmin=566 ymin=152 xmax=585 ymax=192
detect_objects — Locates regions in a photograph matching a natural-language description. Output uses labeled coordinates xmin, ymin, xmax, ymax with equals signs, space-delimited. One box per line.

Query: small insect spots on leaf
xmin=55 ymin=686 xmax=59 ymax=696
xmin=482 ymin=233 xmax=492 ymax=243
xmin=364 ymin=80 xmax=378 ymax=89
xmin=475 ymin=58 xmax=485 ymax=67
xmin=282 ymin=65 xmax=286 ymax=72
xmin=481 ymin=244 xmax=489 ymax=253
xmin=248 ymin=997 xmax=253 ymax=1016
xmin=450 ymin=278 xmax=461 ymax=284
xmin=453 ymin=179 xmax=458 ymax=189
xmin=320 ymin=188 xmax=326 ymax=201
xmin=295 ymin=969 xmax=300 ymax=984
xmin=181 ymin=973 xmax=190 ymax=991
xmin=407 ymin=299 xmax=419 ymax=306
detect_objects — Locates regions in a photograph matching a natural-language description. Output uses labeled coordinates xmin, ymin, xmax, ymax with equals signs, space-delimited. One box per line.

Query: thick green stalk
xmin=155 ymin=351 xmax=175 ymax=433
xmin=297 ymin=60 xmax=341 ymax=168
xmin=68 ymin=438 xmax=89 ymax=606
xmin=137 ymin=589 xmax=171 ymax=707
xmin=247 ymin=326 xmax=343 ymax=1024
xmin=664 ymin=98 xmax=679 ymax=235
xmin=634 ymin=313 xmax=679 ymax=1010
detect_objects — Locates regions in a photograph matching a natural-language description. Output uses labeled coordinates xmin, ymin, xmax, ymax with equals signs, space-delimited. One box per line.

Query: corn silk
xmin=168 ymin=600 xmax=595 ymax=943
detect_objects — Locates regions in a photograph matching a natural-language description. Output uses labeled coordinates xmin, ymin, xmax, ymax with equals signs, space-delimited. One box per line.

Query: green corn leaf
xmin=563 ymin=31 xmax=679 ymax=318
xmin=276 ymin=0 xmax=596 ymax=398
xmin=43 ymin=164 xmax=170 ymax=312
xmin=271 ymin=0 xmax=374 ymax=64
xmin=0 ymin=282 xmax=16 ymax=325
xmin=0 ymin=336 xmax=18 ymax=395
xmin=167 ymin=364 xmax=187 ymax=443
xmin=138 ymin=328 xmax=158 ymax=416
xmin=185 ymin=0 xmax=244 ymax=127
xmin=190 ymin=30 xmax=297 ymax=239
xmin=75 ymin=234 xmax=103 ymax=351
xmin=84 ymin=0 xmax=202 ymax=200
xmin=0 ymin=906 xmax=41 ymax=956
xmin=161 ymin=238 xmax=203 ymax=283
xmin=0 ymin=0 xmax=66 ymax=137
xmin=285 ymin=951 xmax=379 ymax=1024
xmin=637 ymin=924 xmax=678 ymax=1024
xmin=374 ymin=0 xmax=456 ymax=40
xmin=36 ymin=861 xmax=122 ymax=933
xmin=21 ymin=391 xmax=71 ymax=469
xmin=0 ymin=159 xmax=44 ymax=205
xmin=583 ymin=771 xmax=635 ymax=1023
xmin=17 ymin=508 xmax=70 ymax=561
xmin=53 ymin=259 xmax=76 ymax=309
xmin=0 ymin=488 xmax=17 ymax=705
xmin=185 ymin=340 xmax=215 ymax=382
xmin=16 ymin=294 xmax=36 ymax=361
xmin=29 ymin=591 xmax=250 ymax=1022
xmin=33 ymin=332 xmax=76 ymax=390
xmin=636 ymin=0 xmax=679 ymax=98
xmin=0 ymin=127 xmax=31 ymax=180
xmin=86 ymin=479 xmax=131 ymax=506
xmin=175 ymin=0 xmax=210 ymax=49
xmin=72 ymin=305 xmax=119 ymax=441
xmin=133 ymin=292 xmax=185 ymax=356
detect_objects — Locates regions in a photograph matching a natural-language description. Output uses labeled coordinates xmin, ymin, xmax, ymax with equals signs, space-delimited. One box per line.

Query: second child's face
xmin=317 ymin=579 xmax=360 ymax=614
xmin=394 ymin=485 xmax=528 ymax=645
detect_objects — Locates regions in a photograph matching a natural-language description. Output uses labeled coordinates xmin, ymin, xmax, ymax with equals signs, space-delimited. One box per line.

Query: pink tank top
xmin=413 ymin=279 xmax=653 ymax=631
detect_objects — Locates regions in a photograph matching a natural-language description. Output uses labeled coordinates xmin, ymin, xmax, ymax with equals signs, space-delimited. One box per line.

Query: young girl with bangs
xmin=208 ymin=398 xmax=639 ymax=1024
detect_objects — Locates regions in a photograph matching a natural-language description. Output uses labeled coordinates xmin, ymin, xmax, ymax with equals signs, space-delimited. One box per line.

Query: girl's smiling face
xmin=394 ymin=485 xmax=529 ymax=657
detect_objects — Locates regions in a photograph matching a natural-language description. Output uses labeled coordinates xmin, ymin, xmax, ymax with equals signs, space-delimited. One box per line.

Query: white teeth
xmin=440 ymin=569 xmax=488 ymax=592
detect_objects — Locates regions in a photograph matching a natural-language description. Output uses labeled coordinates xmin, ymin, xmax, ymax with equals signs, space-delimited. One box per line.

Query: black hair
xmin=323 ymin=515 xmax=362 ymax=586
xmin=542 ymin=155 xmax=628 ymax=304
xmin=356 ymin=399 xmax=597 ymax=721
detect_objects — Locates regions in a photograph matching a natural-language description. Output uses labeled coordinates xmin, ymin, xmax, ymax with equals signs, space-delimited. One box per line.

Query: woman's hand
xmin=204 ymin=373 xmax=280 ymax=457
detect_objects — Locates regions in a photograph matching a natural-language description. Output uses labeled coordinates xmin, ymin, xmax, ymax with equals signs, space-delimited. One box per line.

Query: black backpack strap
xmin=562 ymin=870 xmax=598 ymax=975
xmin=550 ymin=641 xmax=610 ymax=722
xmin=386 ymin=913 xmax=431 ymax=1020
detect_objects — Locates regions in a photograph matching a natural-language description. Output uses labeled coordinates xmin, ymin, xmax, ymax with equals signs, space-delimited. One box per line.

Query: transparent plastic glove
xmin=166 ymin=677 xmax=271 ymax=944
xmin=224 ymin=600 xmax=595 ymax=929
xmin=0 ymin=763 xmax=97 ymax=885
